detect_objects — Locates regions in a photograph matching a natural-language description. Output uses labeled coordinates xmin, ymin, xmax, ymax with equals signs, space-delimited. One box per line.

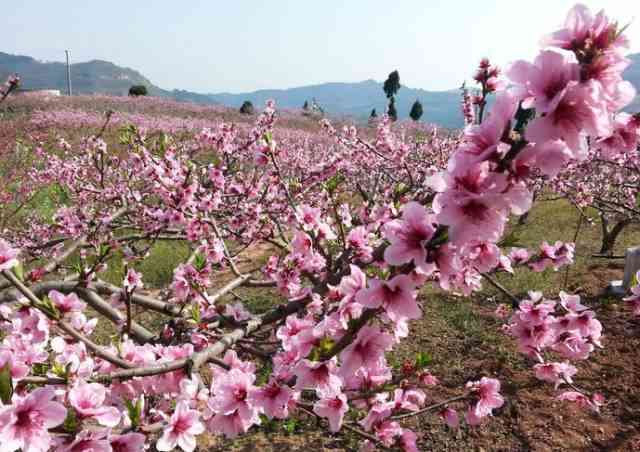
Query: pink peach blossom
xmin=156 ymin=401 xmax=204 ymax=452
xmin=383 ymin=201 xmax=435 ymax=266
xmin=356 ymin=275 xmax=420 ymax=322
xmin=0 ymin=387 xmax=67 ymax=452
xmin=339 ymin=326 xmax=393 ymax=377
xmin=313 ymin=389 xmax=348 ymax=432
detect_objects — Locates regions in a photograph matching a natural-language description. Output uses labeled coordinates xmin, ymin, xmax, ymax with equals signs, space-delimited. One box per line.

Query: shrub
xmin=128 ymin=85 xmax=148 ymax=97
xmin=239 ymin=100 xmax=255 ymax=115
xmin=409 ymin=99 xmax=423 ymax=121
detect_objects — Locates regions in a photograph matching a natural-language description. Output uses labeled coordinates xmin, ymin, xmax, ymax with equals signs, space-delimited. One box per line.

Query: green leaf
xmin=63 ymin=408 xmax=78 ymax=433
xmin=115 ymin=338 xmax=123 ymax=357
xmin=118 ymin=124 xmax=138 ymax=144
xmin=324 ymin=174 xmax=344 ymax=193
xmin=38 ymin=295 xmax=60 ymax=319
xmin=318 ymin=336 xmax=335 ymax=355
xmin=0 ymin=363 xmax=13 ymax=404
xmin=32 ymin=362 xmax=49 ymax=377
xmin=283 ymin=418 xmax=298 ymax=434
xmin=395 ymin=183 xmax=407 ymax=195
xmin=11 ymin=262 xmax=24 ymax=282
xmin=193 ymin=253 xmax=207 ymax=271
xmin=72 ymin=262 xmax=84 ymax=276
xmin=51 ymin=362 xmax=71 ymax=381
xmin=125 ymin=398 xmax=143 ymax=428
xmin=51 ymin=362 xmax=66 ymax=378
xmin=99 ymin=244 xmax=111 ymax=257
xmin=308 ymin=347 xmax=321 ymax=362
xmin=191 ymin=304 xmax=201 ymax=323
xmin=415 ymin=351 xmax=432 ymax=369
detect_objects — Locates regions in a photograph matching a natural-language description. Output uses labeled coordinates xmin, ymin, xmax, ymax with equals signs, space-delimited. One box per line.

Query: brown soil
xmin=190 ymin=263 xmax=640 ymax=452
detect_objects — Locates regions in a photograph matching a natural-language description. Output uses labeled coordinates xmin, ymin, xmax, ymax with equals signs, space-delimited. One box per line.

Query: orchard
xmin=0 ymin=4 xmax=639 ymax=451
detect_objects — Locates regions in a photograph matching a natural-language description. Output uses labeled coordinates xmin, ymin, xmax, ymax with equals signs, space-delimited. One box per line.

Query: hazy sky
xmin=3 ymin=1 xmax=640 ymax=93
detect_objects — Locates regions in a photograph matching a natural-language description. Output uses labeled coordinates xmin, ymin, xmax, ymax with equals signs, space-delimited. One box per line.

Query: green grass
xmin=137 ymin=240 xmax=192 ymax=288
xmin=232 ymin=287 xmax=283 ymax=315
xmin=482 ymin=198 xmax=640 ymax=301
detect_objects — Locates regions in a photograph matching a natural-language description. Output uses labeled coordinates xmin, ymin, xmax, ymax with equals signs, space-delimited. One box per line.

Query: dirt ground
xmin=180 ymin=259 xmax=640 ymax=452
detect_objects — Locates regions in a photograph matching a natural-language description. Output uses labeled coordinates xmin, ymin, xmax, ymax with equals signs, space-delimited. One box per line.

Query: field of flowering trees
xmin=1 ymin=4 xmax=640 ymax=451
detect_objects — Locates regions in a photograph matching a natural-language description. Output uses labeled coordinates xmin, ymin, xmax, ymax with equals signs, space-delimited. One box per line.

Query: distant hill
xmin=209 ymin=53 xmax=640 ymax=125
xmin=0 ymin=52 xmax=157 ymax=95
xmin=0 ymin=52 xmax=213 ymax=104
xmin=207 ymin=80 xmax=463 ymax=127
xmin=0 ymin=51 xmax=465 ymax=126
xmin=1 ymin=51 xmax=639 ymax=128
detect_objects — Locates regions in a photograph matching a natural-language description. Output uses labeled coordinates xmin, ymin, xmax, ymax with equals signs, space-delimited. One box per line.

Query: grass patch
xmin=232 ymin=287 xmax=282 ymax=315
xmin=137 ymin=240 xmax=191 ymax=288
xmin=94 ymin=240 xmax=191 ymax=288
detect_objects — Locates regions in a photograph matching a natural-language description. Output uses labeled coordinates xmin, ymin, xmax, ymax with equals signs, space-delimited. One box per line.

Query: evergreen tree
xmin=409 ymin=99 xmax=423 ymax=121
xmin=383 ymin=70 xmax=401 ymax=122
xmin=370 ymin=108 xmax=377 ymax=119
xmin=388 ymin=98 xmax=398 ymax=122
xmin=383 ymin=70 xmax=401 ymax=99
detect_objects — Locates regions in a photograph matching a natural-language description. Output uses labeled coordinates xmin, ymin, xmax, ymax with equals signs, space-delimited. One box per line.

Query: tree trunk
xmin=599 ymin=214 xmax=631 ymax=255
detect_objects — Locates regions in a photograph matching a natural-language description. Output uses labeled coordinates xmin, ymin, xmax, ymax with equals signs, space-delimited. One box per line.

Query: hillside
xmin=1 ymin=51 xmax=639 ymax=127
xmin=0 ymin=52 xmax=158 ymax=96
xmin=0 ymin=52 xmax=213 ymax=104
xmin=208 ymin=80 xmax=463 ymax=127
xmin=210 ymin=53 xmax=640 ymax=126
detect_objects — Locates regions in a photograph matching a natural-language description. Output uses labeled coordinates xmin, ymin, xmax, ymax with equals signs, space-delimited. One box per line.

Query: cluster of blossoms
xmin=460 ymin=84 xmax=475 ymax=126
xmin=514 ymin=241 xmax=575 ymax=273
xmin=0 ymin=4 xmax=636 ymax=451
xmin=469 ymin=58 xmax=505 ymax=121
xmin=548 ymin=124 xmax=640 ymax=254
xmin=30 ymin=108 xmax=243 ymax=135
xmin=504 ymin=291 xmax=604 ymax=410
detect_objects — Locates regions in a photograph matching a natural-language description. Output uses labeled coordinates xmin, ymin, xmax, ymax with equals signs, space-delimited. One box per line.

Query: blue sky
xmin=2 ymin=1 xmax=639 ymax=93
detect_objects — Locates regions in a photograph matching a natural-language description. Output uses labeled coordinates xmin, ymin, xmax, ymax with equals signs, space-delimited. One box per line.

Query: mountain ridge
xmin=1 ymin=51 xmax=639 ymax=128
xmin=205 ymin=79 xmax=464 ymax=127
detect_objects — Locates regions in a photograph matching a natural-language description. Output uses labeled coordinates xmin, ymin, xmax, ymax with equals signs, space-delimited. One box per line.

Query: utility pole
xmin=65 ymin=50 xmax=72 ymax=96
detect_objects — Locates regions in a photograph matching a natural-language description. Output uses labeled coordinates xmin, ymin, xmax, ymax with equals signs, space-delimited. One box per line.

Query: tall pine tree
xmin=383 ymin=70 xmax=401 ymax=121
xmin=388 ymin=98 xmax=398 ymax=122
xmin=383 ymin=70 xmax=401 ymax=99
